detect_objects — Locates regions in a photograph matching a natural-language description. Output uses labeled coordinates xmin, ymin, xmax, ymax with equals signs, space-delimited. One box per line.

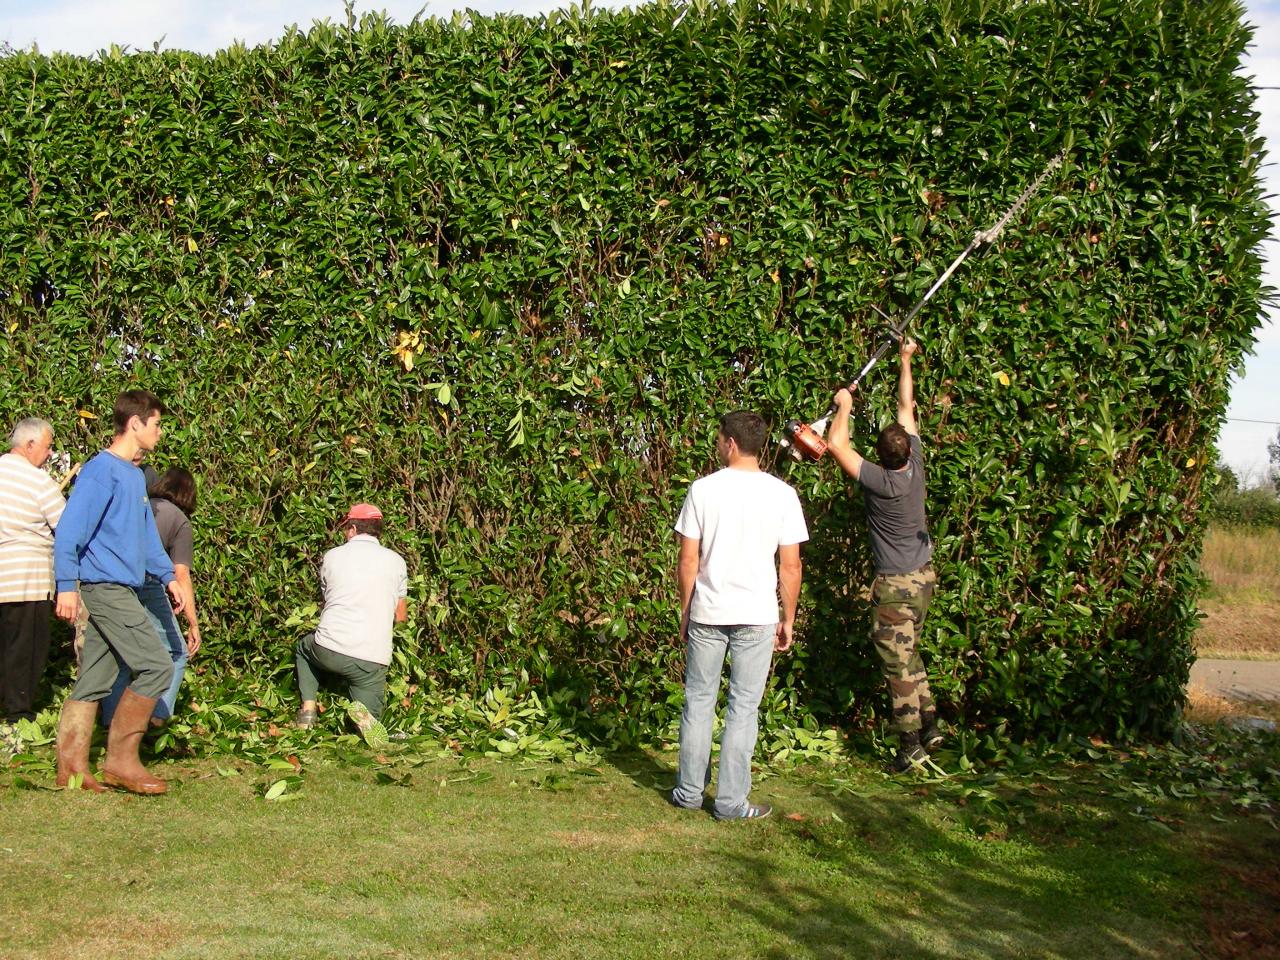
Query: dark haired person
xmin=100 ymin=467 xmax=201 ymax=728
xmin=52 ymin=390 xmax=185 ymax=794
xmin=670 ymin=411 xmax=808 ymax=820
xmin=294 ymin=503 xmax=407 ymax=740
xmin=827 ymin=337 xmax=942 ymax=772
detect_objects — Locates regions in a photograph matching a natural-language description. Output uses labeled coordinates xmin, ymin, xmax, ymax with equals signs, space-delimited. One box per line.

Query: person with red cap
xmin=294 ymin=503 xmax=408 ymax=740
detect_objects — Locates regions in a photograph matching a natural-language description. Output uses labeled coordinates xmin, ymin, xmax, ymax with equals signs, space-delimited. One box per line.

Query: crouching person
xmin=53 ymin=390 xmax=184 ymax=794
xmin=294 ymin=504 xmax=407 ymax=739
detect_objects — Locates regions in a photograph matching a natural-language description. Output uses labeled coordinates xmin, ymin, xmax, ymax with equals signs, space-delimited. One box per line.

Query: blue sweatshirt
xmin=54 ymin=451 xmax=175 ymax=592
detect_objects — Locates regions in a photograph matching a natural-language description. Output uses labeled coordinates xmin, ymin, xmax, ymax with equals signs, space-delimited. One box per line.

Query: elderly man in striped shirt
xmin=0 ymin=417 xmax=65 ymax=730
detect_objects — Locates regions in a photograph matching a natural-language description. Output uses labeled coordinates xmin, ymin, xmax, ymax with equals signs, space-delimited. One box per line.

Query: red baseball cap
xmin=342 ymin=502 xmax=383 ymax=521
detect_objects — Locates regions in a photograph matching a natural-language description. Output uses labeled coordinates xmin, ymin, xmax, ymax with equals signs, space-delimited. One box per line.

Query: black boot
xmin=892 ymin=731 xmax=929 ymax=773
xmin=920 ymin=710 xmax=943 ymax=752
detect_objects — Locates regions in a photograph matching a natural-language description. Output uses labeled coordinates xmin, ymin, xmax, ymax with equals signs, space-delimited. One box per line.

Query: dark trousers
xmin=0 ymin=599 xmax=52 ymax=722
xmin=295 ymin=633 xmax=388 ymax=720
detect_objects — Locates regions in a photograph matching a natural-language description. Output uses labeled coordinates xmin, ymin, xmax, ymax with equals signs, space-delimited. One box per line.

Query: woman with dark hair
xmin=101 ymin=467 xmax=201 ymax=727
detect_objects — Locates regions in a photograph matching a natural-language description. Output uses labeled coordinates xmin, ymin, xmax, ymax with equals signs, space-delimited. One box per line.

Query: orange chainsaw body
xmin=784 ymin=420 xmax=828 ymax=461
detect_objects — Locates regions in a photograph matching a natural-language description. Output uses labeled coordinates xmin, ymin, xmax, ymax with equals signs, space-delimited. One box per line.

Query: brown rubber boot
xmin=55 ymin=699 xmax=107 ymax=792
xmin=101 ymin=689 xmax=167 ymax=795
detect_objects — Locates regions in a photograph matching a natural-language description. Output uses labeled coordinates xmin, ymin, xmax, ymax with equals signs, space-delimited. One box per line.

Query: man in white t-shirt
xmin=294 ymin=503 xmax=408 ymax=739
xmin=670 ymin=411 xmax=808 ymax=820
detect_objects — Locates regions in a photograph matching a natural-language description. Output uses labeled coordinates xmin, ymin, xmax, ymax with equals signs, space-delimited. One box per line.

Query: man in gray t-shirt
xmin=826 ymin=337 xmax=943 ymax=773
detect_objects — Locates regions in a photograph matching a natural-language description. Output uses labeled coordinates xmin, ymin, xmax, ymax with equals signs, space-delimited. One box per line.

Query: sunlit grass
xmin=0 ymin=754 xmax=1250 ymax=960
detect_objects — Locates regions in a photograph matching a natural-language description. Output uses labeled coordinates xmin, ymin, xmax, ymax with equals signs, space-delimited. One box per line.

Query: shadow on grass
xmin=736 ymin=790 xmax=1194 ymax=959
xmin=607 ymin=751 xmax=1193 ymax=959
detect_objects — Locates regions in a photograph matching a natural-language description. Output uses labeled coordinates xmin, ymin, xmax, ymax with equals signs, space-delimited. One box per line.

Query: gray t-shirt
xmin=151 ymin=498 xmax=193 ymax=569
xmin=857 ymin=434 xmax=932 ymax=575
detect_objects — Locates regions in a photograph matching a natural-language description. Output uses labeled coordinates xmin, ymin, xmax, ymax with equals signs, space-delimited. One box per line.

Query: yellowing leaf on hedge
xmin=770 ymin=269 xmax=781 ymax=284
xmin=510 ymin=217 xmax=520 ymax=228
xmin=994 ymin=371 xmax=1011 ymax=386
xmin=402 ymin=352 xmax=414 ymax=372
xmin=77 ymin=409 xmax=98 ymax=420
xmin=7 ymin=322 xmax=17 ymax=334
xmin=186 ymin=237 xmax=199 ymax=253
xmin=1186 ymin=457 xmax=1197 ymax=468
xmin=164 ymin=196 xmax=175 ymax=207
xmin=92 ymin=210 xmax=109 ymax=222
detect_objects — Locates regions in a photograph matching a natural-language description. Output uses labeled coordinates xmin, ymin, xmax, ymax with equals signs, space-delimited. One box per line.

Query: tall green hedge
xmin=0 ymin=0 xmax=1270 ymax=744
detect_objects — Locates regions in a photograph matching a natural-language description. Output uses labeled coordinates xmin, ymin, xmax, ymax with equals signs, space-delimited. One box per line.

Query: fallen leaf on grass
xmin=785 ymin=812 xmax=807 ymax=822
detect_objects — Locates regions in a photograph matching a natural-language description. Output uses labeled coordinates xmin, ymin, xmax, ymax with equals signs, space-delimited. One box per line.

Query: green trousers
xmin=295 ymin=633 xmax=388 ymax=720
xmin=72 ymin=582 xmax=173 ymax=702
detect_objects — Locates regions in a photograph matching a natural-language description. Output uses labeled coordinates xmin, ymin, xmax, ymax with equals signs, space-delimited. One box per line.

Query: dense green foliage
xmin=0 ymin=0 xmax=1270 ymax=746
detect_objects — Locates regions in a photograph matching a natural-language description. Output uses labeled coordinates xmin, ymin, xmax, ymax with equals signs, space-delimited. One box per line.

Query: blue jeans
xmin=100 ymin=580 xmax=187 ymax=726
xmin=672 ymin=621 xmax=776 ymax=819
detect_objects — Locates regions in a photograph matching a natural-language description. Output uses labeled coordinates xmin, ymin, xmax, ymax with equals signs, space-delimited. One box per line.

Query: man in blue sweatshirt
xmin=53 ymin=390 xmax=184 ymax=795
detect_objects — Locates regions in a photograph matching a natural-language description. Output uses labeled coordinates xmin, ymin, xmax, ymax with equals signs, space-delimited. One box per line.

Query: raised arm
xmin=896 ymin=338 xmax=919 ymax=437
xmin=825 ymin=388 xmax=865 ymax=480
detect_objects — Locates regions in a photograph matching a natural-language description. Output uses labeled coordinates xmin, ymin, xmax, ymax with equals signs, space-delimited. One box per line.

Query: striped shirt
xmin=0 ymin=452 xmax=66 ymax=603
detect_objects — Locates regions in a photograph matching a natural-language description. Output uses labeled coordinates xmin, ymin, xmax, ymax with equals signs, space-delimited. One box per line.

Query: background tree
xmin=1268 ymin=427 xmax=1280 ymax=493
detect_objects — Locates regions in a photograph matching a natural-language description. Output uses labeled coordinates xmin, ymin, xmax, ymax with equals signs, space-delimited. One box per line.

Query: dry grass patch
xmin=1201 ymin=526 xmax=1280 ymax=600
xmin=1195 ymin=599 xmax=1280 ymax=660
xmin=1197 ymin=526 xmax=1280 ymax=660
xmin=552 ymin=827 xmax=665 ymax=851
xmin=1184 ymin=686 xmax=1280 ymax=725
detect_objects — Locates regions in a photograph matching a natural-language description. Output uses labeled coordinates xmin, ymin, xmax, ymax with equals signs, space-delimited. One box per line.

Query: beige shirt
xmin=0 ymin=452 xmax=66 ymax=603
xmin=314 ymin=535 xmax=408 ymax=666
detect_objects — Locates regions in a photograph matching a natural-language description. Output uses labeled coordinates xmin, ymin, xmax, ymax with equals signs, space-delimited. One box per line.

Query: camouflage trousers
xmin=870 ymin=564 xmax=937 ymax=736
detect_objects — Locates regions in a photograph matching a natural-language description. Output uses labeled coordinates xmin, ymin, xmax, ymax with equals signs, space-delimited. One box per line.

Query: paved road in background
xmin=1190 ymin=659 xmax=1280 ymax=701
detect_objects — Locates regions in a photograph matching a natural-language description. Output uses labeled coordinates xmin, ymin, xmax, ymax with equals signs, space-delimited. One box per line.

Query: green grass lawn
xmin=3 ymin=742 xmax=1275 ymax=960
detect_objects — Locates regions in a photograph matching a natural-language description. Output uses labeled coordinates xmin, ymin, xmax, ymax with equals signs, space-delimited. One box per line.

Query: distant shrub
xmin=1210 ymin=485 xmax=1280 ymax=530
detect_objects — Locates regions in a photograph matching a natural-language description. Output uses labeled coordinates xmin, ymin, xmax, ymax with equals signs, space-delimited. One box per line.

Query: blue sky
xmin=3 ymin=0 xmax=1277 ymax=478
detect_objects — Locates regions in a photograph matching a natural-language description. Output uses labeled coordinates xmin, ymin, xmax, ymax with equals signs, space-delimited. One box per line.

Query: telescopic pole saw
xmin=780 ymin=149 xmax=1066 ymax=463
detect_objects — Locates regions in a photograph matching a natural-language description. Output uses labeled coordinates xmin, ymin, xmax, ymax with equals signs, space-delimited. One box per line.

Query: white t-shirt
xmin=314 ymin=535 xmax=409 ymax=666
xmin=674 ymin=468 xmax=808 ymax=626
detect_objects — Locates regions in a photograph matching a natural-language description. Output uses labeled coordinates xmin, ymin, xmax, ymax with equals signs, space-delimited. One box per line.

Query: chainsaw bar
xmin=781 ymin=148 xmax=1066 ymax=462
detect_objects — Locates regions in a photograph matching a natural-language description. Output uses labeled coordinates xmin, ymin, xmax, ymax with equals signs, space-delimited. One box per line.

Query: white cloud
xmin=0 ymin=0 xmax=596 ymax=54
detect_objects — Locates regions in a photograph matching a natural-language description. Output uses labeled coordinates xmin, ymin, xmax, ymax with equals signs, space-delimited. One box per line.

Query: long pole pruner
xmin=781 ymin=148 xmax=1067 ymax=462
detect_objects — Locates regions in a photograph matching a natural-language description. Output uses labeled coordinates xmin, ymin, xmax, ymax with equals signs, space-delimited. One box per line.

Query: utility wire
xmin=1225 ymin=417 xmax=1280 ymax=425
